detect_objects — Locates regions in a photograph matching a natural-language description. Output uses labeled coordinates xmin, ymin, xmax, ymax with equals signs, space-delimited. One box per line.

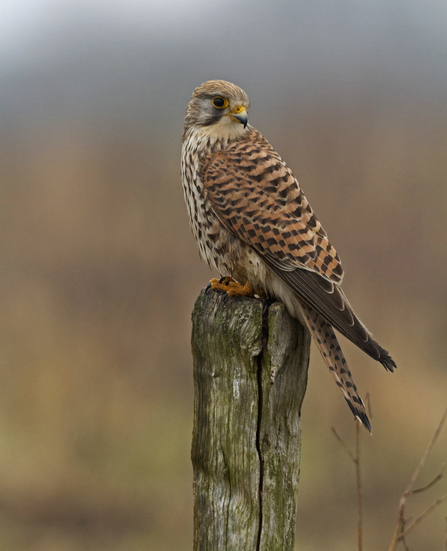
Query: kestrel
xmin=181 ymin=80 xmax=396 ymax=431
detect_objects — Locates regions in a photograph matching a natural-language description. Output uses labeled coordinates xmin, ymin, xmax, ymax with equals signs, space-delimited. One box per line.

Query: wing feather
xmin=201 ymin=129 xmax=396 ymax=372
xmin=201 ymin=130 xmax=342 ymax=279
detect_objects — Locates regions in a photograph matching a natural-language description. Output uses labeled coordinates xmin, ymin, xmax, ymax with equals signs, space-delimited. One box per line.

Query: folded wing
xmin=201 ymin=129 xmax=396 ymax=372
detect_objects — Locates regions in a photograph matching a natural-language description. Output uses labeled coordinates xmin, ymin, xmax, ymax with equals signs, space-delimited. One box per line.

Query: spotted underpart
xmin=181 ymin=79 xmax=396 ymax=430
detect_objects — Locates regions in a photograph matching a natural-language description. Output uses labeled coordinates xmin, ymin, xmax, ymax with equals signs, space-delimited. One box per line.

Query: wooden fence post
xmin=191 ymin=288 xmax=311 ymax=551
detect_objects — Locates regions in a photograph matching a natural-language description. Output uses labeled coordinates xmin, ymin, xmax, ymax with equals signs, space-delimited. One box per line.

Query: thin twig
xmin=356 ymin=420 xmax=363 ymax=551
xmin=399 ymin=494 xmax=447 ymax=539
xmin=331 ymin=427 xmax=355 ymax=462
xmin=332 ymin=422 xmax=363 ymax=551
xmin=412 ymin=464 xmax=445 ymax=494
xmin=387 ymin=408 xmax=447 ymax=551
xmin=399 ymin=518 xmax=411 ymax=551
xmin=404 ymin=408 xmax=447 ymax=497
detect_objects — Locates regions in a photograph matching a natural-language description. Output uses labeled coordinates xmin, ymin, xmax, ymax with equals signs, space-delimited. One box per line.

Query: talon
xmin=209 ymin=276 xmax=237 ymax=294
xmin=227 ymin=280 xmax=255 ymax=298
xmin=209 ymin=278 xmax=227 ymax=293
xmin=208 ymin=277 xmax=255 ymax=298
xmin=219 ymin=276 xmax=235 ymax=285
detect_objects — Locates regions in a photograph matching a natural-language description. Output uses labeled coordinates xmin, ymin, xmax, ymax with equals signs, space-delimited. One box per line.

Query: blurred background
xmin=0 ymin=0 xmax=446 ymax=549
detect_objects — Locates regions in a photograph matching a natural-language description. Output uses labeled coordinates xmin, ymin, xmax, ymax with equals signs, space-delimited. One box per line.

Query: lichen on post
xmin=191 ymin=288 xmax=310 ymax=551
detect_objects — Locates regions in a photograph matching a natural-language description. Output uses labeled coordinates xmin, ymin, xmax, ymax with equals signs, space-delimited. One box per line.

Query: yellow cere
xmin=233 ymin=106 xmax=246 ymax=114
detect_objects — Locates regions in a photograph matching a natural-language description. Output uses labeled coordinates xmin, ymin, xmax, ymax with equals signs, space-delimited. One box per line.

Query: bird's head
xmin=183 ymin=80 xmax=250 ymax=141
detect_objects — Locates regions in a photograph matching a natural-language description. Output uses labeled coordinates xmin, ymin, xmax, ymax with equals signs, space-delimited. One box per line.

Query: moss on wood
xmin=191 ymin=288 xmax=310 ymax=551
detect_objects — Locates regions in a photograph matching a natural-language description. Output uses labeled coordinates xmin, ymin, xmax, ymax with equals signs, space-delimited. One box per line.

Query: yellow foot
xmin=209 ymin=277 xmax=255 ymax=298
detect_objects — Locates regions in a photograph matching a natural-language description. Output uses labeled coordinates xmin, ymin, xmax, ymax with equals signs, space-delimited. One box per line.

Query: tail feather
xmin=299 ymin=300 xmax=371 ymax=432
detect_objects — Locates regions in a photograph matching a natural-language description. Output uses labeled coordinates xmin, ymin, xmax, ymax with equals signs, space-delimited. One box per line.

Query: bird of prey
xmin=181 ymin=80 xmax=396 ymax=431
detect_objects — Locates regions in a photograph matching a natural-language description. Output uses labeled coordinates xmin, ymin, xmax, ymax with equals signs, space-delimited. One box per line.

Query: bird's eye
xmin=212 ymin=96 xmax=228 ymax=109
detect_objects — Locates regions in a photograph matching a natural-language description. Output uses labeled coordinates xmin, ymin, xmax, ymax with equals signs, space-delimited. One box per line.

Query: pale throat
xmin=198 ymin=115 xmax=248 ymax=142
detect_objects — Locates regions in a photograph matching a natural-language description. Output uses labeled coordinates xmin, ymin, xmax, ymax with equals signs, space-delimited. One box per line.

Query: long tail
xmin=299 ymin=300 xmax=371 ymax=432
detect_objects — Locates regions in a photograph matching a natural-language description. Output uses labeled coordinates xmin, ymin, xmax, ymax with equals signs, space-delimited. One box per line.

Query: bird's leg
xmin=227 ymin=280 xmax=254 ymax=297
xmin=208 ymin=276 xmax=236 ymax=293
xmin=208 ymin=277 xmax=255 ymax=297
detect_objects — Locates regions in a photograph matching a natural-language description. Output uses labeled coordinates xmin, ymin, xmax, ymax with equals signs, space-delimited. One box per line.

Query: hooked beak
xmin=230 ymin=106 xmax=248 ymax=128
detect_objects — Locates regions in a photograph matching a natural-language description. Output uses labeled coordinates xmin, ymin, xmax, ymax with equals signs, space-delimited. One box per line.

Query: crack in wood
xmin=255 ymin=301 xmax=270 ymax=550
xmin=191 ymin=290 xmax=309 ymax=550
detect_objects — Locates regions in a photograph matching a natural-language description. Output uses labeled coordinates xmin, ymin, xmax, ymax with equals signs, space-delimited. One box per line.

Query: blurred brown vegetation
xmin=0 ymin=1 xmax=446 ymax=550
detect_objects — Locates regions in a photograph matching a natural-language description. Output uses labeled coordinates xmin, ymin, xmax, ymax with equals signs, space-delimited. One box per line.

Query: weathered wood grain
xmin=191 ymin=288 xmax=310 ymax=551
